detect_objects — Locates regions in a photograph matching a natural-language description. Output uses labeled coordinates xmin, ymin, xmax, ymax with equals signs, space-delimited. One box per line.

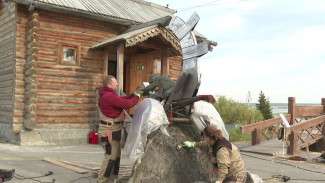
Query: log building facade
xmin=0 ymin=0 xmax=211 ymax=145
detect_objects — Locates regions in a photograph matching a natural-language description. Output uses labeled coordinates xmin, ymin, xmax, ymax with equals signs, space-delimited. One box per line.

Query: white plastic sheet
xmin=122 ymin=98 xmax=169 ymax=164
xmin=190 ymin=101 xmax=229 ymax=140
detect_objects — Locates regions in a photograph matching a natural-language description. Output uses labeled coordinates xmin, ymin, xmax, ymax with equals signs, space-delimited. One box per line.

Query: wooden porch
xmin=241 ymin=97 xmax=325 ymax=155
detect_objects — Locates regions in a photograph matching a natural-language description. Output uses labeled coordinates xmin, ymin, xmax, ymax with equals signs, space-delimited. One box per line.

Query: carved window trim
xmin=58 ymin=43 xmax=80 ymax=66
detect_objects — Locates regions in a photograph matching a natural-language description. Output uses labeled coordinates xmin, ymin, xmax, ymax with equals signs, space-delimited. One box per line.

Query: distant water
xmin=271 ymin=103 xmax=288 ymax=114
xmin=249 ymin=103 xmax=319 ymax=116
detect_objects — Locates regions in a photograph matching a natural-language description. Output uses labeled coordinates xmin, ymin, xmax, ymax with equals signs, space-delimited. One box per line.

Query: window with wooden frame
xmin=153 ymin=59 xmax=161 ymax=74
xmin=58 ymin=43 xmax=80 ymax=66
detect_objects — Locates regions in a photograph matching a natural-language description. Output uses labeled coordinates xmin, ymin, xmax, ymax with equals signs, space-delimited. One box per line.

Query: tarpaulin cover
xmin=122 ymin=98 xmax=169 ymax=165
xmin=190 ymin=101 xmax=229 ymax=140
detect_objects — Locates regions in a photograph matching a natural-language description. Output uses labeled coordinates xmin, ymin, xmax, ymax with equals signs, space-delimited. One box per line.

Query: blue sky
xmin=150 ymin=0 xmax=325 ymax=103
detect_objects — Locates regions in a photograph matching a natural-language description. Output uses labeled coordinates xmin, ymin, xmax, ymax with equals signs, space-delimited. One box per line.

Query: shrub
xmin=228 ymin=127 xmax=251 ymax=142
xmin=213 ymin=95 xmax=263 ymax=125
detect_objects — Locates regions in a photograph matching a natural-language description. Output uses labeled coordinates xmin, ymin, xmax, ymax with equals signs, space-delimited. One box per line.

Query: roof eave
xmin=10 ymin=0 xmax=134 ymax=26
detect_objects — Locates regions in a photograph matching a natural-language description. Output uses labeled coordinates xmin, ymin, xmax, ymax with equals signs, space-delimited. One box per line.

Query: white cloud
xmin=151 ymin=0 xmax=325 ymax=103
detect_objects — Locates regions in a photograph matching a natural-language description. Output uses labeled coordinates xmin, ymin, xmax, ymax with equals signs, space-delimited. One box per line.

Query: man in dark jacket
xmin=97 ymin=75 xmax=140 ymax=183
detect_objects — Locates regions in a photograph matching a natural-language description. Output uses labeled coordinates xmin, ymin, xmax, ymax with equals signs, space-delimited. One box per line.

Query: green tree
xmin=256 ymin=91 xmax=273 ymax=120
xmin=213 ymin=95 xmax=263 ymax=125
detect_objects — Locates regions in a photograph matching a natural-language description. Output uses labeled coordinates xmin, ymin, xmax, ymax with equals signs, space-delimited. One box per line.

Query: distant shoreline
xmin=246 ymin=103 xmax=321 ymax=116
xmin=247 ymin=103 xmax=320 ymax=106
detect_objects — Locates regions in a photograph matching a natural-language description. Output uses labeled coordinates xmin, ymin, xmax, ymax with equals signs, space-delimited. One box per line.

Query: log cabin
xmin=0 ymin=0 xmax=216 ymax=145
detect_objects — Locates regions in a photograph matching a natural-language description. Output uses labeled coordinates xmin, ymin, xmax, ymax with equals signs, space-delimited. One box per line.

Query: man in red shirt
xmin=97 ymin=75 xmax=140 ymax=183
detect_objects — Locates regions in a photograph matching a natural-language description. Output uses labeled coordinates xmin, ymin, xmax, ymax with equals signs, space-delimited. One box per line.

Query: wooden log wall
xmin=15 ymin=5 xmax=126 ymax=125
xmin=23 ymin=11 xmax=39 ymax=130
xmin=0 ymin=2 xmax=16 ymax=126
xmin=168 ymin=56 xmax=182 ymax=81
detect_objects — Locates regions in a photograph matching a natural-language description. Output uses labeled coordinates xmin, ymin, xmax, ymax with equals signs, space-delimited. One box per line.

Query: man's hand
xmin=198 ymin=95 xmax=216 ymax=103
xmin=215 ymin=181 xmax=222 ymax=183
xmin=182 ymin=141 xmax=195 ymax=148
xmin=133 ymin=92 xmax=141 ymax=98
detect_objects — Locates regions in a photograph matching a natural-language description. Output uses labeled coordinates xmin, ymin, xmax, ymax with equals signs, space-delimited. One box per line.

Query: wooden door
xmin=128 ymin=52 xmax=154 ymax=114
xmin=129 ymin=52 xmax=154 ymax=93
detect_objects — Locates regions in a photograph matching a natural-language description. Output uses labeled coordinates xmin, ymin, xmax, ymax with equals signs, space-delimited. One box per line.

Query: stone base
xmin=0 ymin=123 xmax=19 ymax=144
xmin=19 ymin=124 xmax=98 ymax=146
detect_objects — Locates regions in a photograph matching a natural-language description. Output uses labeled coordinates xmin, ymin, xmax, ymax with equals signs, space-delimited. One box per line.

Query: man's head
xmin=103 ymin=75 xmax=118 ymax=90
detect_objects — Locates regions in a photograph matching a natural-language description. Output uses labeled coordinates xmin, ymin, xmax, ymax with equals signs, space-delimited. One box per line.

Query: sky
xmin=150 ymin=0 xmax=325 ymax=104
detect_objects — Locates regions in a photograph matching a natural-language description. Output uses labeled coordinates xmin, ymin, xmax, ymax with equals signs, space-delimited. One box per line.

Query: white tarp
xmin=190 ymin=101 xmax=229 ymax=140
xmin=122 ymin=98 xmax=169 ymax=165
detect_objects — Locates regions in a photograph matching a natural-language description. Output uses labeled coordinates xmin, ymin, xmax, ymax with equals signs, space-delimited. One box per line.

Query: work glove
xmin=182 ymin=141 xmax=195 ymax=148
xmin=198 ymin=95 xmax=216 ymax=103
xmin=133 ymin=91 xmax=141 ymax=98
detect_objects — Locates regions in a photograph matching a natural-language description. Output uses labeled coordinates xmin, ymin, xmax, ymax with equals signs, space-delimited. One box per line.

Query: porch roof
xmin=91 ymin=25 xmax=182 ymax=55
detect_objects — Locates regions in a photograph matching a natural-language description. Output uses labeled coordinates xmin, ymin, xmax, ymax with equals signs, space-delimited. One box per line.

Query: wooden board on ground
xmin=60 ymin=160 xmax=98 ymax=170
xmin=42 ymin=158 xmax=89 ymax=174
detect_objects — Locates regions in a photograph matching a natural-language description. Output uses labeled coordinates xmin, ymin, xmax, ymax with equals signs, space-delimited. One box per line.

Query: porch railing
xmin=241 ymin=97 xmax=325 ymax=155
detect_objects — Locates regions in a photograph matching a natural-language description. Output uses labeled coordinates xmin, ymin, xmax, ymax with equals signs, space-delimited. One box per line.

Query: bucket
xmin=89 ymin=129 xmax=98 ymax=144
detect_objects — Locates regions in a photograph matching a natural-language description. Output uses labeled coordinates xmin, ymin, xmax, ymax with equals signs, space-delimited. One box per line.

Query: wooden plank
xmin=182 ymin=41 xmax=209 ymax=60
xmin=291 ymin=115 xmax=325 ymax=132
xmin=241 ymin=114 xmax=291 ymax=134
xmin=103 ymin=47 xmax=109 ymax=76
xmin=38 ymin=84 xmax=97 ymax=92
xmin=37 ymin=117 xmax=95 ymax=123
xmin=37 ymin=98 xmax=96 ymax=104
xmin=37 ymin=63 xmax=102 ymax=73
xmin=174 ymin=12 xmax=200 ymax=40
xmin=60 ymin=160 xmax=97 ymax=170
xmin=42 ymin=158 xmax=89 ymax=174
xmin=37 ymin=92 xmax=96 ymax=98
xmin=288 ymin=97 xmax=296 ymax=125
xmin=37 ymin=106 xmax=97 ymax=111
xmin=296 ymin=105 xmax=324 ymax=117
xmin=161 ymin=49 xmax=168 ymax=75
xmin=117 ymin=42 xmax=124 ymax=94
xmin=37 ymin=77 xmax=101 ymax=86
xmin=298 ymin=135 xmax=324 ymax=149
xmin=37 ymin=69 xmax=102 ymax=79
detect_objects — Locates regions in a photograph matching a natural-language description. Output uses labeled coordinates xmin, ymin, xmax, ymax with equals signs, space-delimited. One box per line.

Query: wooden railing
xmin=288 ymin=115 xmax=325 ymax=154
xmin=241 ymin=97 xmax=325 ymax=155
xmin=241 ymin=114 xmax=291 ymax=145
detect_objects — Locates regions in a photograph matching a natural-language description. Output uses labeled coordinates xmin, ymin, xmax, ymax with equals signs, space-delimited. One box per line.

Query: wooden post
xmin=103 ymin=47 xmax=109 ymax=76
xmin=117 ymin=42 xmax=124 ymax=95
xmin=316 ymin=98 xmax=325 ymax=151
xmin=322 ymin=98 xmax=325 ymax=114
xmin=161 ymin=49 xmax=168 ymax=75
xmin=287 ymin=131 xmax=297 ymax=155
xmin=252 ymin=129 xmax=260 ymax=145
xmin=288 ymin=97 xmax=296 ymax=125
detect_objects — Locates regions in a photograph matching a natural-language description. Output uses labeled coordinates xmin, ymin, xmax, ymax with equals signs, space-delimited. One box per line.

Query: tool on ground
xmin=0 ymin=169 xmax=14 ymax=182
